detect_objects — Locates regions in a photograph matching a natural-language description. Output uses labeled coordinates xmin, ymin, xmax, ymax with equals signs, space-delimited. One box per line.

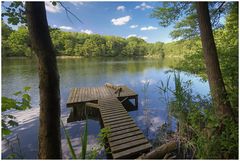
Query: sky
xmin=44 ymin=1 xmax=174 ymax=43
xmin=2 ymin=1 xmax=176 ymax=43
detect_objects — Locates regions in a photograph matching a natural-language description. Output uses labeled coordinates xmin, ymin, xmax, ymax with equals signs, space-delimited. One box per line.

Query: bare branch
xmin=58 ymin=2 xmax=83 ymax=24
xmin=212 ymin=2 xmax=226 ymax=16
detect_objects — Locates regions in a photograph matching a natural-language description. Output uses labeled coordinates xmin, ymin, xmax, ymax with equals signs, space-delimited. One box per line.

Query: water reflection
xmin=1 ymin=57 xmax=209 ymax=158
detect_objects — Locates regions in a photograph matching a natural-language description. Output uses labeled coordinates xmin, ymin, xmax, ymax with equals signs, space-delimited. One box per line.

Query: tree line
xmin=2 ymin=23 xmax=165 ymax=58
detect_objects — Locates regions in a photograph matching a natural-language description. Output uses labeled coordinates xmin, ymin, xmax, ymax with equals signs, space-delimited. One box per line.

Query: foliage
xmin=2 ymin=87 xmax=31 ymax=138
xmin=2 ymin=2 xmax=26 ymax=25
xmin=158 ymin=72 xmax=238 ymax=159
xmin=1 ymin=22 xmax=13 ymax=57
xmin=2 ymin=22 xmax=165 ymax=58
xmin=165 ymin=3 xmax=238 ymax=110
xmin=151 ymin=2 xmax=234 ymax=40
xmin=61 ymin=118 xmax=111 ymax=159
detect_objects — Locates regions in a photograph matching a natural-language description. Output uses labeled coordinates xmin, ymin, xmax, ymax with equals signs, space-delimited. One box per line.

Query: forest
xmin=1 ymin=1 xmax=238 ymax=160
xmin=2 ymin=23 xmax=165 ymax=58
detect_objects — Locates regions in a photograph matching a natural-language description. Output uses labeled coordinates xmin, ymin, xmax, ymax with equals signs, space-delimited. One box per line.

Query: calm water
xmin=2 ymin=57 xmax=210 ymax=158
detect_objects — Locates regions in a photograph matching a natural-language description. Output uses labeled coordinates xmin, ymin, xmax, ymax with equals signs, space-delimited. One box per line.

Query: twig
xmin=212 ymin=2 xmax=226 ymax=16
xmin=58 ymin=2 xmax=83 ymax=24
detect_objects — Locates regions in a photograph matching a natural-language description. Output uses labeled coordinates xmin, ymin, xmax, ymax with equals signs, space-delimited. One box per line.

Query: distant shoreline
xmin=2 ymin=55 xmax=165 ymax=59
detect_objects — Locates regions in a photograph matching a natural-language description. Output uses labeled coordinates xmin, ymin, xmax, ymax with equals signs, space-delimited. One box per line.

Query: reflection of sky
xmin=2 ymin=58 xmax=210 ymax=158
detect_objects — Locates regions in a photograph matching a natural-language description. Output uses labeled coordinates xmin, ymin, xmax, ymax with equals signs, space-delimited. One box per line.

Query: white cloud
xmin=135 ymin=2 xmax=153 ymax=10
xmin=71 ymin=2 xmax=84 ymax=6
xmin=111 ymin=15 xmax=131 ymax=26
xmin=45 ymin=1 xmax=62 ymax=13
xmin=126 ymin=34 xmax=148 ymax=40
xmin=141 ymin=26 xmax=158 ymax=31
xmin=59 ymin=26 xmax=73 ymax=30
xmin=127 ymin=34 xmax=137 ymax=38
xmin=53 ymin=24 xmax=58 ymax=28
xmin=116 ymin=5 xmax=125 ymax=11
xmin=80 ymin=29 xmax=93 ymax=34
xmin=140 ymin=36 xmax=148 ymax=40
xmin=130 ymin=25 xmax=138 ymax=28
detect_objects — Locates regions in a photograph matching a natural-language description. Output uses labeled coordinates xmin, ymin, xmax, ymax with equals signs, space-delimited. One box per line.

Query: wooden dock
xmin=66 ymin=84 xmax=151 ymax=159
xmin=67 ymin=85 xmax=138 ymax=107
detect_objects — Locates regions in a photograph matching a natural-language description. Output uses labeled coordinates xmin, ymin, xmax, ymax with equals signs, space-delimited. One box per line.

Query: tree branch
xmin=212 ymin=2 xmax=226 ymax=16
xmin=58 ymin=2 xmax=83 ymax=24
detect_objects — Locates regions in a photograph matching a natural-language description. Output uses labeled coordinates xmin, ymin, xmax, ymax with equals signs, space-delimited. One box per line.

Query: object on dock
xmin=66 ymin=84 xmax=151 ymax=159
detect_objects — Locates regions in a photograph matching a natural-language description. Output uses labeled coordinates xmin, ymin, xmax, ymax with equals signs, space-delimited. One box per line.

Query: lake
xmin=2 ymin=57 xmax=210 ymax=159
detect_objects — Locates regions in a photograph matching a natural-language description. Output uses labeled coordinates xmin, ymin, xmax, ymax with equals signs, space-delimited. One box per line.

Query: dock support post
xmin=135 ymin=96 xmax=138 ymax=108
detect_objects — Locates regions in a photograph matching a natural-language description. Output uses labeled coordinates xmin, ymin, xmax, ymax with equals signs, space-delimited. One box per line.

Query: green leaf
xmin=23 ymin=86 xmax=31 ymax=92
xmin=22 ymin=94 xmax=31 ymax=102
xmin=2 ymin=128 xmax=12 ymax=136
xmin=13 ymin=91 xmax=22 ymax=96
xmin=61 ymin=120 xmax=77 ymax=159
xmin=2 ymin=96 xmax=17 ymax=112
xmin=81 ymin=120 xmax=88 ymax=159
xmin=8 ymin=120 xmax=18 ymax=127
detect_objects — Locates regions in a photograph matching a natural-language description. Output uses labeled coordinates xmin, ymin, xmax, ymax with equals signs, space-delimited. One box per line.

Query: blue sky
xmin=45 ymin=1 xmax=174 ymax=43
xmin=2 ymin=1 xmax=175 ymax=43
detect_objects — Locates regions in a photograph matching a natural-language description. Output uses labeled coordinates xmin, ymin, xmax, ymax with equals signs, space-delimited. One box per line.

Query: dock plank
xmin=113 ymin=143 xmax=152 ymax=159
xmin=110 ymin=134 xmax=145 ymax=147
xmin=111 ymin=139 xmax=148 ymax=153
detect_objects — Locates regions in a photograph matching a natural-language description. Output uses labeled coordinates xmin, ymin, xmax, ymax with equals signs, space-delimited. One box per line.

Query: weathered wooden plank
xmin=86 ymin=87 xmax=89 ymax=101
xmin=89 ymin=88 xmax=93 ymax=100
xmin=111 ymin=139 xmax=149 ymax=153
xmin=69 ymin=88 xmax=74 ymax=104
xmin=93 ymin=87 xmax=97 ymax=99
xmin=106 ymin=121 xmax=136 ymax=129
xmin=101 ymin=113 xmax=129 ymax=120
xmin=108 ymin=130 xmax=142 ymax=142
xmin=104 ymin=115 xmax=130 ymax=123
xmin=109 ymin=127 xmax=139 ymax=137
xmin=110 ymin=134 xmax=145 ymax=147
xmin=72 ymin=88 xmax=78 ymax=103
xmin=110 ymin=124 xmax=137 ymax=133
xmin=100 ymin=106 xmax=124 ymax=112
xmin=99 ymin=103 xmax=123 ymax=108
xmin=104 ymin=118 xmax=133 ymax=126
xmin=101 ymin=86 xmax=107 ymax=98
xmin=113 ymin=143 xmax=152 ymax=159
xmin=77 ymin=88 xmax=81 ymax=102
xmin=100 ymin=106 xmax=125 ymax=111
xmin=99 ymin=98 xmax=120 ymax=104
xmin=81 ymin=88 xmax=85 ymax=102
xmin=100 ymin=109 xmax=126 ymax=115
xmin=103 ymin=87 xmax=110 ymax=97
xmin=67 ymin=88 xmax=73 ymax=104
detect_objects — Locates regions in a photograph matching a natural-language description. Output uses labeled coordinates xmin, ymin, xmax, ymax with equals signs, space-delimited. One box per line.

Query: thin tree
xmin=25 ymin=2 xmax=62 ymax=158
xmin=196 ymin=2 xmax=234 ymax=119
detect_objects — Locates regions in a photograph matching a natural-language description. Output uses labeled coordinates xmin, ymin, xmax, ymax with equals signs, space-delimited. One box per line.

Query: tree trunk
xmin=196 ymin=2 xmax=234 ymax=120
xmin=25 ymin=2 xmax=62 ymax=159
xmin=137 ymin=141 xmax=177 ymax=159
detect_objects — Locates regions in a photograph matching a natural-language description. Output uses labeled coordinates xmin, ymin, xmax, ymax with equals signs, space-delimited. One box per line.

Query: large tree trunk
xmin=25 ymin=2 xmax=62 ymax=159
xmin=196 ymin=2 xmax=234 ymax=120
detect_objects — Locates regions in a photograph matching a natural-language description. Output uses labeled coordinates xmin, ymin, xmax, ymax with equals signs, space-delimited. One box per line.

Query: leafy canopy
xmin=151 ymin=2 xmax=234 ymax=40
